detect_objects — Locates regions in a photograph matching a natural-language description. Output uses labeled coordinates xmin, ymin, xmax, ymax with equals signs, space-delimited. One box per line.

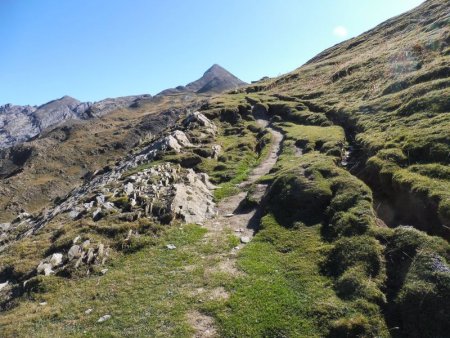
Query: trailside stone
xmin=0 ymin=281 xmax=9 ymax=291
xmin=240 ymin=236 xmax=251 ymax=244
xmin=68 ymin=245 xmax=82 ymax=261
xmin=97 ymin=314 xmax=111 ymax=323
xmin=49 ymin=253 xmax=63 ymax=267
xmin=37 ymin=262 xmax=54 ymax=276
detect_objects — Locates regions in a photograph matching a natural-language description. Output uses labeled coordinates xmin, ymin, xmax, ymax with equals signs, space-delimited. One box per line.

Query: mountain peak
xmin=204 ymin=64 xmax=225 ymax=73
xmin=158 ymin=64 xmax=247 ymax=96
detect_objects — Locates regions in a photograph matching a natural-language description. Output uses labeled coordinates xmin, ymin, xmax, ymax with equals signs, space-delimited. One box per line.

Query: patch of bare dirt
xmin=187 ymin=310 xmax=218 ymax=338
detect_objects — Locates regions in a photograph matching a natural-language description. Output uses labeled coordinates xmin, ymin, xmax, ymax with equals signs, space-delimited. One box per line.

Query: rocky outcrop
xmin=0 ymin=144 xmax=35 ymax=178
xmin=0 ymin=111 xmax=217 ymax=249
xmin=85 ymin=94 xmax=151 ymax=117
xmin=36 ymin=238 xmax=109 ymax=277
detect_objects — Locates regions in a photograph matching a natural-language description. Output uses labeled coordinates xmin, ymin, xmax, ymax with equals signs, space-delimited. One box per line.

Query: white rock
xmin=85 ymin=308 xmax=93 ymax=315
xmin=103 ymin=202 xmax=115 ymax=210
xmin=92 ymin=208 xmax=102 ymax=221
xmin=172 ymin=130 xmax=193 ymax=148
xmin=73 ymin=236 xmax=81 ymax=244
xmin=68 ymin=245 xmax=82 ymax=261
xmin=37 ymin=262 xmax=54 ymax=276
xmin=84 ymin=201 xmax=94 ymax=211
xmin=49 ymin=253 xmax=63 ymax=267
xmin=97 ymin=314 xmax=111 ymax=323
xmin=82 ymin=240 xmax=91 ymax=250
xmin=240 ymin=236 xmax=251 ymax=244
xmin=0 ymin=223 xmax=11 ymax=231
xmin=96 ymin=195 xmax=105 ymax=206
xmin=86 ymin=248 xmax=95 ymax=264
xmin=125 ymin=182 xmax=134 ymax=195
xmin=98 ymin=243 xmax=105 ymax=258
xmin=101 ymin=269 xmax=108 ymax=275
xmin=225 ymin=214 xmax=234 ymax=218
xmin=0 ymin=281 xmax=9 ymax=291
xmin=68 ymin=210 xmax=80 ymax=219
xmin=211 ymin=144 xmax=222 ymax=160
xmin=39 ymin=302 xmax=47 ymax=306
xmin=166 ymin=244 xmax=177 ymax=250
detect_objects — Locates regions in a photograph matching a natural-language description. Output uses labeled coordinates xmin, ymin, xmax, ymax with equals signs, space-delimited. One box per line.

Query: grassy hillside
xmin=0 ymin=0 xmax=449 ymax=337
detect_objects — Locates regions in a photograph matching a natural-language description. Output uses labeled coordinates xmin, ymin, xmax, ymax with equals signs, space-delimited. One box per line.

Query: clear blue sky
xmin=1 ymin=0 xmax=425 ymax=106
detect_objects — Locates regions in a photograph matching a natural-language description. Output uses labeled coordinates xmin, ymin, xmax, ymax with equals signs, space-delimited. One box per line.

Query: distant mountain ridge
xmin=0 ymin=94 xmax=150 ymax=149
xmin=0 ymin=64 xmax=246 ymax=149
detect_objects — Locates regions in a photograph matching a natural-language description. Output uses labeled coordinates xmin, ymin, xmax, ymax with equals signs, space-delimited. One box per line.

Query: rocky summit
xmin=0 ymin=1 xmax=449 ymax=337
xmin=157 ymin=64 xmax=247 ymax=96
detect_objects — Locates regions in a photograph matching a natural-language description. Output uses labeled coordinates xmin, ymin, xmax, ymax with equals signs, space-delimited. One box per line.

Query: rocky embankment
xmin=0 ymin=111 xmax=221 ymax=308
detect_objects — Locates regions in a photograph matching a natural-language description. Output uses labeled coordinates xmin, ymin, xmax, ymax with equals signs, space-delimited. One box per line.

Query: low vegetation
xmin=1 ymin=1 xmax=449 ymax=336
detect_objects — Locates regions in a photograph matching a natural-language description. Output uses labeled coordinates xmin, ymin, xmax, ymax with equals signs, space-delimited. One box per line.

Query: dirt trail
xmin=206 ymin=119 xmax=282 ymax=244
xmin=189 ymin=119 xmax=283 ymax=337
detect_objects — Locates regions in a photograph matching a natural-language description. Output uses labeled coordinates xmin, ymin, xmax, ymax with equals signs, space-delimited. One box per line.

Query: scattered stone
xmin=92 ymin=208 xmax=102 ymax=221
xmin=235 ymin=228 xmax=244 ymax=233
xmin=84 ymin=201 xmax=94 ymax=211
xmin=0 ymin=109 xmax=219 ymax=257
xmin=68 ymin=210 xmax=80 ymax=219
xmin=0 ymin=223 xmax=11 ymax=231
xmin=0 ymin=281 xmax=9 ymax=291
xmin=211 ymin=144 xmax=222 ymax=160
xmin=85 ymin=308 xmax=93 ymax=315
xmin=103 ymin=202 xmax=115 ymax=210
xmin=49 ymin=253 xmax=63 ymax=267
xmin=101 ymin=269 xmax=108 ymax=275
xmin=125 ymin=182 xmax=134 ymax=195
xmin=98 ymin=243 xmax=105 ymax=258
xmin=97 ymin=314 xmax=111 ymax=323
xmin=166 ymin=244 xmax=177 ymax=250
xmin=39 ymin=302 xmax=47 ymax=306
xmin=68 ymin=245 xmax=82 ymax=261
xmin=37 ymin=262 xmax=54 ymax=276
xmin=96 ymin=195 xmax=105 ymax=206
xmin=240 ymin=236 xmax=251 ymax=244
xmin=225 ymin=213 xmax=234 ymax=218
xmin=81 ymin=240 xmax=91 ymax=250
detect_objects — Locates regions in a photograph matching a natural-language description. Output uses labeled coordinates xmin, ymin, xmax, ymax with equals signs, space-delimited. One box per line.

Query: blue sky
xmin=1 ymin=0 xmax=424 ymax=106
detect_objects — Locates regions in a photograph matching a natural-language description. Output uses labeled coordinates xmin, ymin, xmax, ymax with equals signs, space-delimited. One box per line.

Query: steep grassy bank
xmin=239 ymin=0 xmax=450 ymax=240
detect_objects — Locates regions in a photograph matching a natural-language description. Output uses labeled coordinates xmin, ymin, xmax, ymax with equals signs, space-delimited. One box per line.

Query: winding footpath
xmin=188 ymin=120 xmax=283 ymax=337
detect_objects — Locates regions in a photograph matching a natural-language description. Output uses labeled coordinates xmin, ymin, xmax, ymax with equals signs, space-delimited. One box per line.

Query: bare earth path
xmin=208 ymin=119 xmax=282 ymax=242
xmin=187 ymin=119 xmax=283 ymax=337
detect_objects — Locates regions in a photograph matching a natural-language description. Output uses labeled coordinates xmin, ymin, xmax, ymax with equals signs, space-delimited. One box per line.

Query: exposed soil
xmin=187 ymin=310 xmax=218 ymax=338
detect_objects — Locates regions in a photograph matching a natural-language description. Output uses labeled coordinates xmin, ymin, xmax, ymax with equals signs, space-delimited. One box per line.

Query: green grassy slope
xmin=1 ymin=0 xmax=449 ymax=337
